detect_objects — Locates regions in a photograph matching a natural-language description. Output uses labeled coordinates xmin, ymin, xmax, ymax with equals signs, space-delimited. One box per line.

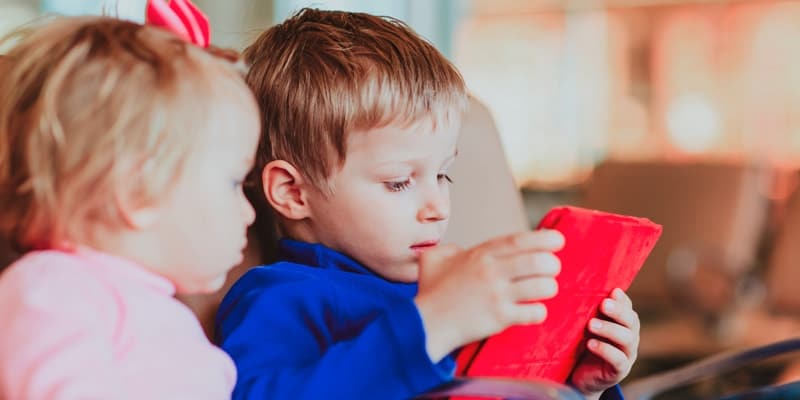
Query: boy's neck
xmin=279 ymin=218 xmax=321 ymax=245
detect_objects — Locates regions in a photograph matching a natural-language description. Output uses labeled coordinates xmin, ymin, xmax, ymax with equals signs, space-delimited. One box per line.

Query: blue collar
xmin=278 ymin=239 xmax=419 ymax=296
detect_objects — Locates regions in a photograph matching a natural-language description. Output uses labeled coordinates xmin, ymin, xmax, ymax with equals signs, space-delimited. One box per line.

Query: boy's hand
xmin=569 ymin=289 xmax=640 ymax=400
xmin=415 ymin=230 xmax=564 ymax=362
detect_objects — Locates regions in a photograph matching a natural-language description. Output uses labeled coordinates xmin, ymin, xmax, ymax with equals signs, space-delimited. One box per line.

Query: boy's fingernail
xmin=590 ymin=319 xmax=603 ymax=330
xmin=604 ymin=299 xmax=615 ymax=311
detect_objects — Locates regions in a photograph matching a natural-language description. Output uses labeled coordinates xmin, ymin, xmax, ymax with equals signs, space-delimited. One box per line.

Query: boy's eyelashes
xmin=383 ymin=174 xmax=453 ymax=192
xmin=384 ymin=179 xmax=412 ymax=192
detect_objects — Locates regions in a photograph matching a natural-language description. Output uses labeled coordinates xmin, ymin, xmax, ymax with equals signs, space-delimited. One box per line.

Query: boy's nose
xmin=417 ymin=191 xmax=449 ymax=223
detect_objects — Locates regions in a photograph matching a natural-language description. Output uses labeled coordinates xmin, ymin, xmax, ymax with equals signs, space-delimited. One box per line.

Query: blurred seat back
xmin=580 ymin=160 xmax=771 ymax=317
xmin=444 ymin=96 xmax=528 ymax=247
xmin=765 ymin=176 xmax=800 ymax=314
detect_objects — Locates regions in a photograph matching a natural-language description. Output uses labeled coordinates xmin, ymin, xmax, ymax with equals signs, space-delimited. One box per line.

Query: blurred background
xmin=3 ymin=0 xmax=800 ymax=398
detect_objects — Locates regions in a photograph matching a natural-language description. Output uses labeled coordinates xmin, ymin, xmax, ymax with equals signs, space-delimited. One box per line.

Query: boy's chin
xmin=375 ymin=261 xmax=420 ymax=283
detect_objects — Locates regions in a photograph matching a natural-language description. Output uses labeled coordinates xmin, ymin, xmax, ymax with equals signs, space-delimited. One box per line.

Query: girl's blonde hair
xmin=0 ymin=16 xmax=253 ymax=251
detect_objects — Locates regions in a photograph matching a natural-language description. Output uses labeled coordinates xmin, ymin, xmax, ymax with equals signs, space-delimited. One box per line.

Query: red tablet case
xmin=454 ymin=206 xmax=662 ymax=386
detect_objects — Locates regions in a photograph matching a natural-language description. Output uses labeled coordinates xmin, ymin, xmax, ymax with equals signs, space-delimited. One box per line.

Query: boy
xmin=217 ymin=8 xmax=639 ymax=400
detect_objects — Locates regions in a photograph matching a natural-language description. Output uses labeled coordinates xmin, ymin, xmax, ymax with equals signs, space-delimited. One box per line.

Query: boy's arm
xmin=218 ymin=280 xmax=453 ymax=400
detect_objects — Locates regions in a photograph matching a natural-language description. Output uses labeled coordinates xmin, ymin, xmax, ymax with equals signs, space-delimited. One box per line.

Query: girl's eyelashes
xmin=384 ymin=179 xmax=412 ymax=192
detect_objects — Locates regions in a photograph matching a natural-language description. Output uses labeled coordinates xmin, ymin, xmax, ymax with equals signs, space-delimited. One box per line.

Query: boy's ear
xmin=262 ymin=160 xmax=312 ymax=221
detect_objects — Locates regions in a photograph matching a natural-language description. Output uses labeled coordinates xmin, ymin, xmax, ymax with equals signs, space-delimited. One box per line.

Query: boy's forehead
xmin=350 ymin=114 xmax=461 ymax=138
xmin=345 ymin=118 xmax=460 ymax=161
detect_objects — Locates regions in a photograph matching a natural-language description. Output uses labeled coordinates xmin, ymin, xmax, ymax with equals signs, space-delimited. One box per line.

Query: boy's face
xmin=304 ymin=117 xmax=461 ymax=282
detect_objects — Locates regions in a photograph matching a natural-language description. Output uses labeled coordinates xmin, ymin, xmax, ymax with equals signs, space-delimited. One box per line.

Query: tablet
xmin=454 ymin=206 xmax=662 ymax=383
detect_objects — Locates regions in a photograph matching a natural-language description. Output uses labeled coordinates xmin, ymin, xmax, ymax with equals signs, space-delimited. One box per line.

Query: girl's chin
xmin=176 ymin=274 xmax=228 ymax=295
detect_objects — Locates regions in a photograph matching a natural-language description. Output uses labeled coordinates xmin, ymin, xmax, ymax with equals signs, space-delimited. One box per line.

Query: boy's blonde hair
xmin=243 ymin=8 xmax=468 ymax=194
xmin=0 ymin=16 xmax=252 ymax=251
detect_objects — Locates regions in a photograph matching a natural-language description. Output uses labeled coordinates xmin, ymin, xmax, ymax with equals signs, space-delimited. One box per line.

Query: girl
xmin=0 ymin=12 xmax=259 ymax=399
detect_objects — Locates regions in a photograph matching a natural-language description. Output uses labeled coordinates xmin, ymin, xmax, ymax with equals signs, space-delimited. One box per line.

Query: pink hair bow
xmin=145 ymin=0 xmax=210 ymax=48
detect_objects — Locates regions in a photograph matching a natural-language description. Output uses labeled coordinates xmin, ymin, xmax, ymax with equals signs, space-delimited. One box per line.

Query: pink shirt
xmin=0 ymin=248 xmax=236 ymax=399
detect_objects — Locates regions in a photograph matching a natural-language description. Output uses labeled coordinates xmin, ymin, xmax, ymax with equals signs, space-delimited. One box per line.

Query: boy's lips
xmin=410 ymin=240 xmax=439 ymax=255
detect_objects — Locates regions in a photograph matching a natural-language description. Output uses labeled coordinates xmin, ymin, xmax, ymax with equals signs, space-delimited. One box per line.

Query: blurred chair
xmin=579 ymin=161 xmax=773 ymax=359
xmin=444 ymin=95 xmax=529 ymax=247
xmin=620 ymin=173 xmax=800 ymax=398
xmin=580 ymin=160 xmax=772 ymax=317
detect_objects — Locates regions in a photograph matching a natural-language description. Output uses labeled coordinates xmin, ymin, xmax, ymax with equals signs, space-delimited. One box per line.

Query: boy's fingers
xmin=510 ymin=277 xmax=558 ymax=302
xmin=510 ymin=302 xmax=548 ymax=325
xmin=506 ymin=251 xmax=561 ymax=279
xmin=477 ymin=230 xmax=565 ymax=258
xmin=601 ymin=299 xmax=640 ymax=332
xmin=587 ymin=339 xmax=630 ymax=375
xmin=588 ymin=319 xmax=637 ymax=358
xmin=612 ymin=288 xmax=633 ymax=309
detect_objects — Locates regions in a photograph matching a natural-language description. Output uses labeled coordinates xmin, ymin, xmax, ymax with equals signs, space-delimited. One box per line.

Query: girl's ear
xmin=115 ymin=190 xmax=159 ymax=230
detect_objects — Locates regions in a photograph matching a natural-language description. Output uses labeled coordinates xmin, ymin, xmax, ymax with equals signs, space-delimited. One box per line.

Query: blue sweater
xmin=216 ymin=239 xmax=624 ymax=400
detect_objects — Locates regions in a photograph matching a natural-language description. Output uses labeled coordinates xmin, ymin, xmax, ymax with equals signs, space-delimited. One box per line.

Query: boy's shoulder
xmin=216 ymin=259 xmax=408 ymax=330
xmin=225 ymin=256 xmax=394 ymax=296
xmin=218 ymin=261 xmax=344 ymax=316
xmin=226 ymin=261 xmax=339 ymax=296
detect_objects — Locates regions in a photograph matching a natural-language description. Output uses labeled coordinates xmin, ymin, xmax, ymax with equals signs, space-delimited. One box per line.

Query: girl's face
xmin=145 ymin=92 xmax=260 ymax=294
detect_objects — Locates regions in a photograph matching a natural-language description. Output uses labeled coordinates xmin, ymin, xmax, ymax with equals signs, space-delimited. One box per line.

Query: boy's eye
xmin=438 ymin=173 xmax=453 ymax=184
xmin=384 ymin=179 xmax=412 ymax=192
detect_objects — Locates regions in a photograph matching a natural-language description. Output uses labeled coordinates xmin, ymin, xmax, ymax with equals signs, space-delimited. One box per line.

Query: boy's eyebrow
xmin=375 ymin=149 xmax=459 ymax=168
